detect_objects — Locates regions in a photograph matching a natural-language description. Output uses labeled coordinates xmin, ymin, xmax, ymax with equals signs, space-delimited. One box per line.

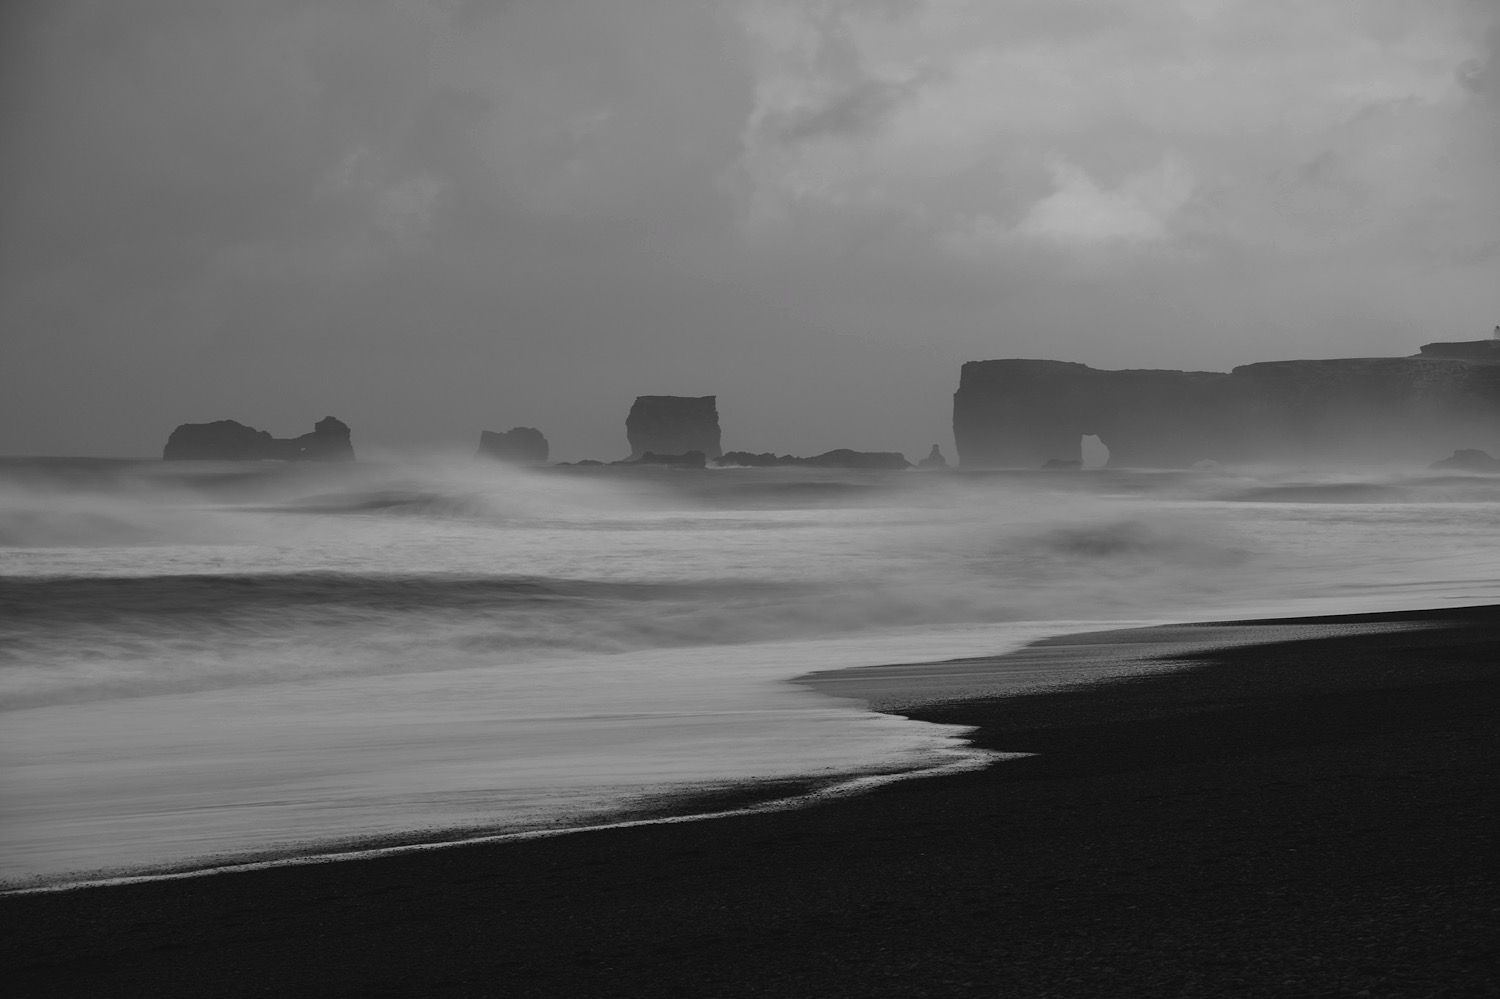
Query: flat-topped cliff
xmin=953 ymin=351 xmax=1500 ymax=468
xmin=162 ymin=417 xmax=355 ymax=461
xmin=626 ymin=396 xmax=721 ymax=460
xmin=1415 ymin=339 xmax=1500 ymax=363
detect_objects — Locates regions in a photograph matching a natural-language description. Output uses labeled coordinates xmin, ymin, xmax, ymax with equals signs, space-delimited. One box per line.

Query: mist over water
xmin=3 ymin=457 xmax=1499 ymax=885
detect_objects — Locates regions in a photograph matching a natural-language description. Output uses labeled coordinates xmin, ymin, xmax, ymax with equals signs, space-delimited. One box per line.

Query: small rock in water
xmin=918 ymin=444 xmax=948 ymax=469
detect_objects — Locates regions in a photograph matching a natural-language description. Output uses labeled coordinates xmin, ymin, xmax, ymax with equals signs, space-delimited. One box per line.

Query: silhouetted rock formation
xmin=162 ymin=420 xmax=274 ymax=461
xmin=289 ymin=418 xmax=355 ymax=461
xmin=614 ymin=451 xmax=707 ymax=468
xmin=163 ymin=417 xmax=355 ymax=461
xmin=953 ymin=351 xmax=1500 ymax=468
xmin=713 ymin=450 xmax=910 ymax=470
xmin=1430 ymin=449 xmax=1500 ymax=472
xmin=713 ymin=452 xmax=783 ymax=467
xmin=477 ymin=427 xmax=549 ymax=464
xmin=626 ymin=397 xmax=721 ymax=460
xmin=917 ymin=445 xmax=948 ymax=469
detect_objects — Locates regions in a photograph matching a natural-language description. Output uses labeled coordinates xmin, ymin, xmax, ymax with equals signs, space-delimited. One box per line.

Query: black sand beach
xmin=4 ymin=605 xmax=1496 ymax=998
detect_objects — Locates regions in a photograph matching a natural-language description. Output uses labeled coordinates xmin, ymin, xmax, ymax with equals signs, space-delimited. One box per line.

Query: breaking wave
xmin=4 ymin=455 xmax=1499 ymax=884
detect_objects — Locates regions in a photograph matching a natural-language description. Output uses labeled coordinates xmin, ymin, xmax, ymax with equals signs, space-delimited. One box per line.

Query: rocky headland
xmin=953 ymin=340 xmax=1500 ymax=468
xmin=162 ymin=417 xmax=355 ymax=461
xmin=476 ymin=427 xmax=549 ymax=464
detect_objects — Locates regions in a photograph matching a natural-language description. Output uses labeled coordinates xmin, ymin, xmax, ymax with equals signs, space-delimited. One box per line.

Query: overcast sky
xmin=2 ymin=0 xmax=1497 ymax=459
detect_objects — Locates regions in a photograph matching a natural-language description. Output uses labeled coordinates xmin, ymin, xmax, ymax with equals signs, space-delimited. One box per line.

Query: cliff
xmin=626 ymin=396 xmax=721 ymax=460
xmin=953 ymin=353 xmax=1500 ymax=468
xmin=162 ymin=417 xmax=355 ymax=461
xmin=1415 ymin=339 xmax=1500 ymax=364
xmin=477 ymin=427 xmax=549 ymax=464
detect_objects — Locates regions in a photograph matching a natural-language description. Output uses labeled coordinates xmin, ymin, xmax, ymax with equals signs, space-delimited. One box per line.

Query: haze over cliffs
xmin=953 ymin=342 xmax=1500 ymax=468
xmin=151 ymin=337 xmax=1499 ymax=471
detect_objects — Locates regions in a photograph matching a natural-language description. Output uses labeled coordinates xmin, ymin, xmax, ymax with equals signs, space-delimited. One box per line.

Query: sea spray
xmin=3 ymin=457 xmax=1498 ymax=883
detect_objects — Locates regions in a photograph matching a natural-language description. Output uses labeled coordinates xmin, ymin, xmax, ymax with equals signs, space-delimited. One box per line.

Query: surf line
xmin=1 ymin=743 xmax=1030 ymax=897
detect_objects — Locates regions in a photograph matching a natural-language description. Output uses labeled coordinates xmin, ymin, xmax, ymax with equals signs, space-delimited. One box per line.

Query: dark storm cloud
xmin=1 ymin=0 xmax=1497 ymax=458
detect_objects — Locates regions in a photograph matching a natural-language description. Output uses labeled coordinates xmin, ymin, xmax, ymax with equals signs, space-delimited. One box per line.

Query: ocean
xmin=3 ymin=456 xmax=1498 ymax=888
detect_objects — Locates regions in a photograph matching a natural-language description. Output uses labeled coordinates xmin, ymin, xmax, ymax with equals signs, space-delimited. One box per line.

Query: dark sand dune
xmin=5 ymin=606 xmax=1497 ymax=997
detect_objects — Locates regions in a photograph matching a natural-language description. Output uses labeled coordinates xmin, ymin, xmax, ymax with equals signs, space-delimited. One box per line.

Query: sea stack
xmin=477 ymin=427 xmax=549 ymax=464
xmin=1430 ymin=449 xmax=1500 ymax=472
xmin=952 ymin=344 xmax=1500 ymax=468
xmin=625 ymin=396 xmax=721 ymax=461
xmin=162 ymin=416 xmax=355 ymax=461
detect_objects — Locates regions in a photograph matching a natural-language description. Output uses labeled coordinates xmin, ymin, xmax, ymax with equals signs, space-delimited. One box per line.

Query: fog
xmin=2 ymin=0 xmax=1497 ymax=460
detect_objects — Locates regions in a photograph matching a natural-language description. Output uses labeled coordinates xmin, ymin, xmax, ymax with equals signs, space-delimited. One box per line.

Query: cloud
xmin=1015 ymin=154 xmax=1195 ymax=244
xmin=1 ymin=0 xmax=1497 ymax=458
xmin=733 ymin=0 xmax=1494 ymax=253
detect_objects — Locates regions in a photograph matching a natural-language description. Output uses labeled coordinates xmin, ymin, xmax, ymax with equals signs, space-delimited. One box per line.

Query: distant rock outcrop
xmin=477 ymin=427 xmax=549 ymax=464
xmin=289 ymin=418 xmax=355 ymax=461
xmin=615 ymin=450 xmax=708 ymax=468
xmin=804 ymin=449 xmax=910 ymax=470
xmin=626 ymin=397 xmax=721 ymax=460
xmin=917 ymin=445 xmax=948 ymax=469
xmin=163 ymin=417 xmax=354 ymax=461
xmin=713 ymin=452 xmax=782 ymax=467
xmin=953 ymin=351 xmax=1500 ymax=468
xmin=713 ymin=450 xmax=910 ymax=470
xmin=1430 ymin=449 xmax=1500 ymax=472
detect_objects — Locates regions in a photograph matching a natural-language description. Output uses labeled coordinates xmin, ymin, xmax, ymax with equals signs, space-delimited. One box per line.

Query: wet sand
xmin=4 ymin=605 xmax=1497 ymax=997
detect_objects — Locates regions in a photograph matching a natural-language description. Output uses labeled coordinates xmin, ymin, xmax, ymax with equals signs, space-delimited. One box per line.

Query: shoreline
xmin=0 ymin=746 xmax=1012 ymax=898
xmin=5 ymin=603 xmax=1496 ymax=996
xmin=0 ymin=619 xmax=1079 ymax=892
xmin=0 ymin=611 xmax=1314 ymax=896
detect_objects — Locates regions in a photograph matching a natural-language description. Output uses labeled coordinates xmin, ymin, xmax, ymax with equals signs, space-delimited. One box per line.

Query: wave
xmin=5 ymin=458 xmax=1495 ymax=713
xmin=0 ymin=573 xmax=760 ymax=621
xmin=1020 ymin=519 xmax=1250 ymax=566
xmin=1218 ymin=474 xmax=1500 ymax=505
xmin=0 ymin=456 xmax=685 ymax=547
xmin=0 ymin=511 xmax=1256 ymax=711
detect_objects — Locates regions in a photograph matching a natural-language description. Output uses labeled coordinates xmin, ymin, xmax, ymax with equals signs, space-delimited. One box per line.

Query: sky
xmin=1 ymin=0 xmax=1497 ymax=460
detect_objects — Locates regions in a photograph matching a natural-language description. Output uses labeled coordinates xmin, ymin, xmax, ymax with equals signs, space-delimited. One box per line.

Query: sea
xmin=3 ymin=455 xmax=1498 ymax=888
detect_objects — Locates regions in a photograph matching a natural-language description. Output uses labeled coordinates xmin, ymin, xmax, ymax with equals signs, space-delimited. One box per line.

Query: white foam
xmin=1 ymin=744 xmax=1025 ymax=896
